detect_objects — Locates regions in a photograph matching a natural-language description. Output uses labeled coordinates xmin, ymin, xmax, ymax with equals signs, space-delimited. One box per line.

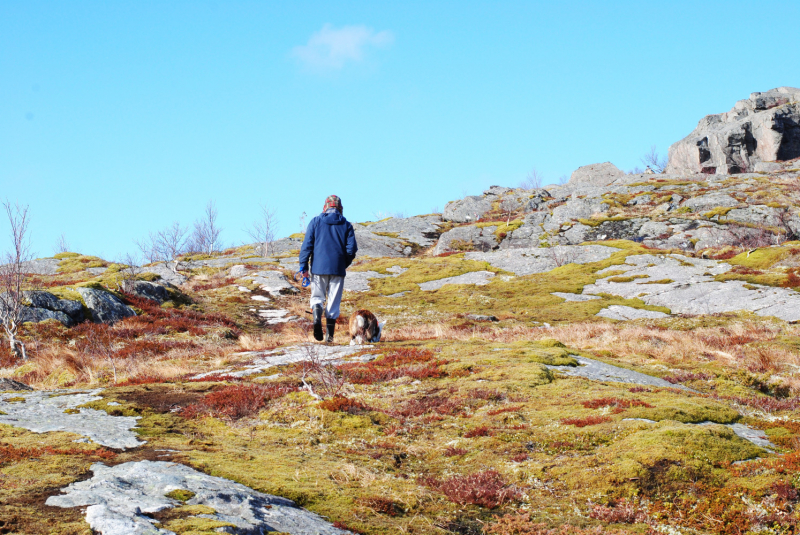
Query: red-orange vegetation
xmin=192 ymin=278 xmax=235 ymax=292
xmin=338 ymin=347 xmax=450 ymax=385
xmin=391 ymin=395 xmax=464 ymax=419
xmin=444 ymin=446 xmax=468 ymax=456
xmin=356 ymin=496 xmax=404 ymax=516
xmin=319 ymin=396 xmax=371 ymax=414
xmin=0 ymin=442 xmax=116 ymax=466
xmin=421 ymin=470 xmax=519 ymax=509
xmin=561 ymin=415 xmax=612 ymax=427
xmin=464 ymin=426 xmax=492 ymax=438
xmin=116 ymin=375 xmax=171 ymax=387
xmin=487 ymin=405 xmax=523 ymax=416
xmin=182 ymin=382 xmax=297 ymax=420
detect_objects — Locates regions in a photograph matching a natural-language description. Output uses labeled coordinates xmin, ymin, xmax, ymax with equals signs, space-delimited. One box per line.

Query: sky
xmin=2 ymin=0 xmax=799 ymax=260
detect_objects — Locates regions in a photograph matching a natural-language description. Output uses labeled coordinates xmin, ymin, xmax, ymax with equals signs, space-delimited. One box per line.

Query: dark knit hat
xmin=323 ymin=195 xmax=343 ymax=213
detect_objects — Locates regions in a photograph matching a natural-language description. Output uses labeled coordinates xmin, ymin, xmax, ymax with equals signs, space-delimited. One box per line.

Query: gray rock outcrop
xmin=46 ymin=460 xmax=351 ymax=535
xmin=667 ymin=87 xmax=800 ymax=175
xmin=127 ymin=280 xmax=169 ymax=303
xmin=0 ymin=389 xmax=143 ymax=449
xmin=77 ymin=288 xmax=136 ymax=324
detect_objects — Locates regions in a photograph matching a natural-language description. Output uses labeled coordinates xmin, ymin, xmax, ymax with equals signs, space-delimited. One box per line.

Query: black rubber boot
xmin=312 ymin=305 xmax=324 ymax=341
xmin=326 ymin=319 xmax=336 ymax=343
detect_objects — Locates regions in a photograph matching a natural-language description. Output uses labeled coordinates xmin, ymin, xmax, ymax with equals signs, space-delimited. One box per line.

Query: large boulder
xmin=667 ymin=87 xmax=800 ymax=175
xmin=433 ymin=225 xmax=499 ymax=255
xmin=20 ymin=307 xmax=74 ymax=327
xmin=568 ymin=162 xmax=625 ymax=187
xmin=25 ymin=291 xmax=83 ymax=323
xmin=127 ymin=280 xmax=169 ymax=303
xmin=76 ymin=288 xmax=136 ymax=324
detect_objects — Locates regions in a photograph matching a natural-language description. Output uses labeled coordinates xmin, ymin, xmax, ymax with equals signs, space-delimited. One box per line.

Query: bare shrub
xmin=137 ymin=222 xmax=189 ymax=274
xmin=247 ymin=204 xmax=278 ymax=256
xmin=520 ymin=167 xmax=543 ymax=190
xmin=296 ymin=342 xmax=346 ymax=400
xmin=54 ymin=233 xmax=70 ymax=254
xmin=641 ymin=145 xmax=668 ymax=173
xmin=422 ymin=470 xmax=519 ymax=508
xmin=0 ymin=201 xmax=32 ymax=360
xmin=189 ymin=201 xmax=222 ymax=254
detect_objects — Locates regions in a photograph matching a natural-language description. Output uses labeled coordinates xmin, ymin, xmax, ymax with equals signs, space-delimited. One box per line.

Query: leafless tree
xmin=557 ymin=175 xmax=568 ymax=185
xmin=247 ymin=204 xmax=278 ymax=256
xmin=112 ymin=252 xmax=144 ymax=293
xmin=136 ymin=222 xmax=189 ymax=274
xmin=641 ymin=146 xmax=668 ymax=173
xmin=299 ymin=211 xmax=308 ymax=233
xmin=297 ymin=342 xmax=347 ymax=400
xmin=0 ymin=201 xmax=32 ymax=360
xmin=189 ymin=201 xmax=222 ymax=254
xmin=54 ymin=233 xmax=70 ymax=254
xmin=520 ymin=167 xmax=544 ymax=190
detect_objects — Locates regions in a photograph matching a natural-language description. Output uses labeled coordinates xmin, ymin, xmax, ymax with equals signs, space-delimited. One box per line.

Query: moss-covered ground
xmin=3 ymin=238 xmax=800 ymax=533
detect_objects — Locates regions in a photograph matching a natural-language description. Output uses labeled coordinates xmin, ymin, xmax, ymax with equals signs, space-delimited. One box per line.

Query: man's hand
xmin=302 ymin=270 xmax=310 ymax=279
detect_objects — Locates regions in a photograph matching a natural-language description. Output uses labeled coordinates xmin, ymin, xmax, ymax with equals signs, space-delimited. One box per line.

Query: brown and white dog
xmin=348 ymin=309 xmax=385 ymax=345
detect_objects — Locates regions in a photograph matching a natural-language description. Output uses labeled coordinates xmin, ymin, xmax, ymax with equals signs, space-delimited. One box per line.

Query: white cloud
xmin=292 ymin=24 xmax=394 ymax=71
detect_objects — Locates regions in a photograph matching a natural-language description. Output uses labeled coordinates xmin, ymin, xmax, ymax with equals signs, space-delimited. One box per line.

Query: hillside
xmin=3 ymin=89 xmax=800 ymax=535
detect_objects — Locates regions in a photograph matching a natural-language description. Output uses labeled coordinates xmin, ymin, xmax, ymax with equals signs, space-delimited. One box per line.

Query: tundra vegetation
xmin=4 ymin=168 xmax=800 ymax=534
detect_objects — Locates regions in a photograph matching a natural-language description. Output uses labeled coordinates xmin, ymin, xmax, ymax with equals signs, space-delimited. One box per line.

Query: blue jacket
xmin=299 ymin=211 xmax=358 ymax=276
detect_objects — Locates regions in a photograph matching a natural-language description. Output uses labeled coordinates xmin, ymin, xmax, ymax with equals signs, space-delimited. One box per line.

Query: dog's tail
xmin=356 ymin=315 xmax=366 ymax=329
xmin=373 ymin=321 xmax=387 ymax=343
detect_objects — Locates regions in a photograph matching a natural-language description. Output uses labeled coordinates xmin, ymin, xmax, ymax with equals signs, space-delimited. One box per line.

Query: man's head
xmin=323 ymin=195 xmax=343 ymax=213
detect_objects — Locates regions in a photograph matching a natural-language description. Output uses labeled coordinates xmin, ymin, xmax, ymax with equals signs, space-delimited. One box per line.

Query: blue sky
xmin=2 ymin=0 xmax=798 ymax=260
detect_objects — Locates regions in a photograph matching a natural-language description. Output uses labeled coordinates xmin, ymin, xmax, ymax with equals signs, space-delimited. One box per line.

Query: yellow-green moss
xmin=607 ymin=275 xmax=648 ymax=283
xmin=703 ymin=206 xmax=736 ymax=218
xmin=727 ymin=247 xmax=791 ymax=270
xmin=625 ymin=397 xmax=740 ymax=424
xmin=57 ymin=255 xmax=109 ymax=274
xmin=577 ymin=216 xmax=629 ymax=228
xmin=165 ymin=489 xmax=196 ymax=502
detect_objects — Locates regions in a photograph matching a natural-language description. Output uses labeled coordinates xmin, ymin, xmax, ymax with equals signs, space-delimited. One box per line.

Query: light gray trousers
xmin=310 ymin=274 xmax=345 ymax=319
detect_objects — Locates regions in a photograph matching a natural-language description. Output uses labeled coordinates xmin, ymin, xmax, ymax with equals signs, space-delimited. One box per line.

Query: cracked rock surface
xmin=583 ymin=254 xmax=800 ymax=321
xmin=465 ymin=245 xmax=618 ymax=276
xmin=0 ymin=390 xmax=143 ymax=449
xmin=46 ymin=460 xmax=351 ymax=535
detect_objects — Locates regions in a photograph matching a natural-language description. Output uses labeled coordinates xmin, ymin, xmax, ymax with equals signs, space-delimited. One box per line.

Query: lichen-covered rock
xmin=20 ymin=291 xmax=84 ymax=326
xmin=46 ymin=461 xmax=352 ymax=535
xmin=76 ymin=288 xmax=136 ymax=324
xmin=545 ymin=197 xmax=608 ymax=230
xmin=433 ymin=224 xmax=499 ymax=254
xmin=20 ymin=307 xmax=74 ymax=326
xmin=667 ymin=87 xmax=800 ymax=175
xmin=684 ymin=193 xmax=739 ymax=211
xmin=443 ymin=195 xmax=493 ymax=223
xmin=128 ymin=280 xmax=169 ymax=303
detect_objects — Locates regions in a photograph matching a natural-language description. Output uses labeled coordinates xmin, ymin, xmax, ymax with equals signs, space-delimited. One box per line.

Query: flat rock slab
xmin=583 ymin=254 xmax=800 ymax=322
xmin=258 ymin=309 xmax=297 ymax=324
xmin=597 ymin=305 xmax=670 ymax=321
xmin=547 ymin=356 xmax=693 ymax=391
xmin=551 ymin=292 xmax=601 ymax=302
xmin=19 ymin=258 xmax=61 ymax=275
xmin=192 ymin=345 xmax=372 ymax=379
xmin=46 ymin=460 xmax=350 ymax=535
xmin=0 ymin=390 xmax=143 ymax=449
xmin=419 ymin=270 xmax=495 ymax=291
xmin=0 ymin=378 xmax=33 ymax=391
xmin=344 ymin=266 xmax=407 ymax=293
xmin=344 ymin=270 xmax=391 ymax=292
xmin=245 ymin=271 xmax=297 ymax=296
xmin=465 ymin=245 xmax=618 ymax=276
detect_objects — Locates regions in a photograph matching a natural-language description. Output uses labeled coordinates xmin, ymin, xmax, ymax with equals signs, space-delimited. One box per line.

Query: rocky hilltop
xmin=3 ymin=88 xmax=800 ymax=535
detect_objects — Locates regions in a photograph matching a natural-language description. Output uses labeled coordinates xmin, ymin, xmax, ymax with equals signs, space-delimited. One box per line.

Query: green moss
xmin=675 ymin=206 xmax=692 ymax=214
xmin=288 ymin=233 xmax=306 ymax=240
xmin=476 ymin=219 xmax=523 ymax=239
xmin=641 ymin=279 xmax=674 ymax=284
xmin=138 ymin=272 xmax=162 ymax=282
xmin=372 ymin=232 xmax=400 ymax=239
xmin=625 ymin=397 xmax=740 ymax=424
xmin=703 ymin=206 xmax=736 ymax=218
xmin=63 ymin=408 xmax=80 ymax=415
xmin=165 ymin=489 xmax=196 ymax=502
xmin=57 ymin=255 xmax=109 ymax=274
xmin=577 ymin=216 xmax=629 ymax=227
xmin=5 ymin=397 xmax=25 ymax=403
xmin=53 ymin=252 xmax=80 ymax=259
xmin=607 ymin=275 xmax=648 ymax=283
xmin=727 ymin=247 xmax=791 ymax=270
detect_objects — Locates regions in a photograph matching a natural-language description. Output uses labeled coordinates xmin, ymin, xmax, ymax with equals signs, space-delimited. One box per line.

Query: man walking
xmin=299 ymin=195 xmax=358 ymax=343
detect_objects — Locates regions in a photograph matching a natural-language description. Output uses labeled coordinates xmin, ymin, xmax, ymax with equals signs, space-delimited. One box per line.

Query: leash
xmin=294 ymin=271 xmax=311 ymax=288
